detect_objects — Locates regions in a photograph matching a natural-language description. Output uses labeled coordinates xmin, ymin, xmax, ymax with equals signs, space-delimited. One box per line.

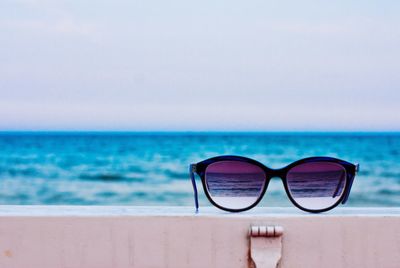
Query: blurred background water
xmin=0 ymin=132 xmax=399 ymax=207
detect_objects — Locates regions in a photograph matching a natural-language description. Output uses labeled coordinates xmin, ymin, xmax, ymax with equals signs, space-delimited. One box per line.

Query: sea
xmin=0 ymin=132 xmax=399 ymax=207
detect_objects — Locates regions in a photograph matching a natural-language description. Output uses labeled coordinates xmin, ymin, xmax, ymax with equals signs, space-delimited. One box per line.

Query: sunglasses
xmin=190 ymin=156 xmax=359 ymax=213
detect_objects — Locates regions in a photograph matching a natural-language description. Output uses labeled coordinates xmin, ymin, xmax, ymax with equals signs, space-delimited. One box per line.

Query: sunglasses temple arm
xmin=342 ymin=163 xmax=359 ymax=204
xmin=190 ymin=164 xmax=199 ymax=213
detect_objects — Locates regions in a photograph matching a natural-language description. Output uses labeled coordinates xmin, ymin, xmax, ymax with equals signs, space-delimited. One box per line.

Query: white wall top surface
xmin=0 ymin=206 xmax=399 ymax=217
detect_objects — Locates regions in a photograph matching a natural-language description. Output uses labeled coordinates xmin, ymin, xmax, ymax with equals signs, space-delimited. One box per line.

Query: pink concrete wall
xmin=0 ymin=207 xmax=399 ymax=268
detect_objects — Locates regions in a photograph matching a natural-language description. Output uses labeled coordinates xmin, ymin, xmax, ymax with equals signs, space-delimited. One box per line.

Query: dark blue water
xmin=0 ymin=132 xmax=399 ymax=207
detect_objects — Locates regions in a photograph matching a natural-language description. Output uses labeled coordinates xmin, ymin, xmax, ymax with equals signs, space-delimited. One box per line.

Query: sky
xmin=0 ymin=0 xmax=399 ymax=131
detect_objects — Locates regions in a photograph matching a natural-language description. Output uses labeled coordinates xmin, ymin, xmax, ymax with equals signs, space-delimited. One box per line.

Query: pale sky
xmin=0 ymin=0 xmax=399 ymax=131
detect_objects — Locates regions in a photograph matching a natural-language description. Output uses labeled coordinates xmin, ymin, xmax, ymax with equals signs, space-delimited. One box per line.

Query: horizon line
xmin=0 ymin=130 xmax=399 ymax=134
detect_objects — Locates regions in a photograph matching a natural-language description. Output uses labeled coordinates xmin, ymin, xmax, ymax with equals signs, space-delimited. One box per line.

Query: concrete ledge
xmin=1 ymin=206 xmax=399 ymax=216
xmin=0 ymin=206 xmax=399 ymax=268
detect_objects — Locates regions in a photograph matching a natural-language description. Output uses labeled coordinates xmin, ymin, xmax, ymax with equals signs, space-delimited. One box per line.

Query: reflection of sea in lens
xmin=287 ymin=162 xmax=346 ymax=210
xmin=205 ymin=161 xmax=266 ymax=209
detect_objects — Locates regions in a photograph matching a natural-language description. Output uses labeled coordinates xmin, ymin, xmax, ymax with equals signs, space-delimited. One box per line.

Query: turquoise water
xmin=0 ymin=132 xmax=399 ymax=207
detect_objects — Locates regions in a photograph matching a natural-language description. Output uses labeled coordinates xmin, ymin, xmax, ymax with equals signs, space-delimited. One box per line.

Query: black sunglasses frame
xmin=190 ymin=155 xmax=359 ymax=213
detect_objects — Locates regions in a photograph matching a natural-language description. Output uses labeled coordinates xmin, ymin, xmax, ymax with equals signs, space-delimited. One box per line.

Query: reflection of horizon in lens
xmin=287 ymin=162 xmax=346 ymax=210
xmin=205 ymin=161 xmax=266 ymax=209
xmin=206 ymin=172 xmax=265 ymax=197
xmin=287 ymin=170 xmax=345 ymax=197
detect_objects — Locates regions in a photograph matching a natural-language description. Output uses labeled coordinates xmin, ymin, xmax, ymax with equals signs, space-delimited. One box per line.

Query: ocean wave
xmin=96 ymin=191 xmax=118 ymax=197
xmin=78 ymin=172 xmax=147 ymax=182
xmin=79 ymin=173 xmax=127 ymax=181
xmin=43 ymin=193 xmax=92 ymax=205
xmin=379 ymin=171 xmax=400 ymax=179
xmin=163 ymin=170 xmax=188 ymax=179
xmin=377 ymin=189 xmax=400 ymax=196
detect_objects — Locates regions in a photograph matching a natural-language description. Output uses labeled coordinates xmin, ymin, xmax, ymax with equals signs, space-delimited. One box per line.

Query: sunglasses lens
xmin=287 ymin=162 xmax=347 ymax=210
xmin=205 ymin=161 xmax=266 ymax=210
